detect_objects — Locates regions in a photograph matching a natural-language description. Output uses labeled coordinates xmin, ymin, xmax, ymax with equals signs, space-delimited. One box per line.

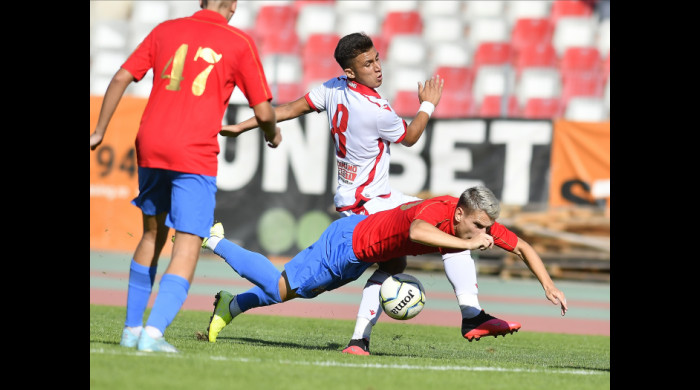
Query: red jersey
xmin=121 ymin=10 xmax=272 ymax=176
xmin=352 ymin=196 xmax=518 ymax=262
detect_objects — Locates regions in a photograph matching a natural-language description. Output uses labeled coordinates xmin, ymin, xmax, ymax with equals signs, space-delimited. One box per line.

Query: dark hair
xmin=334 ymin=33 xmax=375 ymax=69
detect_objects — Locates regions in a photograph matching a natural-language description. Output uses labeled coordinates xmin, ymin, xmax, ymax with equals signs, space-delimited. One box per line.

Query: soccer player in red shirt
xmin=204 ymin=186 xmax=568 ymax=345
xmin=89 ymin=0 xmax=280 ymax=353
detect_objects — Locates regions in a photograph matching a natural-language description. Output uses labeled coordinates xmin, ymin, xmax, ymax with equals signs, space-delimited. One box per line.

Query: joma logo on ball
xmin=390 ymin=289 xmax=415 ymax=314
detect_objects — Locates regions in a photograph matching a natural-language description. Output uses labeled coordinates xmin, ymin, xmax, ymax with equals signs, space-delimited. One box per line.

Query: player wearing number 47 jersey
xmin=89 ymin=0 xmax=280 ymax=353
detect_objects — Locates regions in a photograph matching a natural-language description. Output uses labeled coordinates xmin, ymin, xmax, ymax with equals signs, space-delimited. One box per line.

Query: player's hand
xmin=545 ymin=286 xmax=568 ymax=316
xmin=471 ymin=232 xmax=494 ymax=251
xmin=264 ymin=126 xmax=282 ymax=148
xmin=417 ymin=74 xmax=444 ymax=107
xmin=90 ymin=132 xmax=104 ymax=151
xmin=220 ymin=124 xmax=247 ymax=138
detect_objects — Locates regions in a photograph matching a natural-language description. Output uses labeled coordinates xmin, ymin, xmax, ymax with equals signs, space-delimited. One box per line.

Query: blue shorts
xmin=284 ymin=214 xmax=372 ymax=298
xmin=131 ymin=167 xmax=216 ymax=238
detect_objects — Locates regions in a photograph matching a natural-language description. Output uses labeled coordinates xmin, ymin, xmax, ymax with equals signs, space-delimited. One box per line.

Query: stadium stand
xmin=478 ymin=95 xmax=519 ymax=117
xmin=90 ymin=0 xmax=610 ymax=121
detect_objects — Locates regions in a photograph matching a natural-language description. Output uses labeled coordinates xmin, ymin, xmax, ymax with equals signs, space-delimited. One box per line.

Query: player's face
xmin=454 ymin=208 xmax=495 ymax=240
xmin=346 ymin=47 xmax=383 ymax=88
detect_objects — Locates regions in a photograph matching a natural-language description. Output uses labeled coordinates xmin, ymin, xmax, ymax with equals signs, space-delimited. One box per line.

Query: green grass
xmin=90 ymin=304 xmax=610 ymax=390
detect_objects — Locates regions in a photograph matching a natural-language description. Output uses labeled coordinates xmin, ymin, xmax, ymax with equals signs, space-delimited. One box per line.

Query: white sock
xmin=126 ymin=325 xmax=142 ymax=335
xmin=350 ymin=270 xmax=390 ymax=340
xmin=443 ymin=250 xmax=482 ymax=319
xmin=144 ymin=325 xmax=163 ymax=339
xmin=207 ymin=236 xmax=222 ymax=251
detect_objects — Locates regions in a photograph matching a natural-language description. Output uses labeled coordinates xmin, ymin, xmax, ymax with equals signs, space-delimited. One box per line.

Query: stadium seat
xmin=419 ymin=0 xmax=463 ymax=18
xmin=423 ymin=15 xmax=464 ymax=44
xmin=433 ymin=90 xmax=475 ymax=118
xmin=370 ymin=35 xmax=389 ymax=60
xmin=337 ymin=12 xmax=380 ymax=37
xmin=302 ymin=57 xmax=342 ymax=90
xmin=292 ymin=0 xmax=335 ymax=12
xmin=255 ymin=4 xmax=298 ymax=45
xmin=597 ymin=18 xmax=610 ymax=58
xmin=434 ymin=65 xmax=473 ymax=93
xmin=462 ymin=0 xmax=506 ymax=21
xmin=428 ymin=41 xmax=472 ymax=71
xmin=263 ymin=54 xmax=303 ymax=85
xmin=92 ymin=20 xmax=129 ymax=50
xmin=295 ymin=4 xmax=336 ymax=42
xmin=522 ymin=97 xmax=562 ymax=119
xmin=514 ymin=43 xmax=558 ymax=77
xmin=130 ymin=1 xmax=169 ymax=26
xmin=478 ymin=95 xmax=519 ymax=117
xmin=552 ymin=16 xmax=597 ymax=57
xmin=473 ymin=42 xmax=513 ymax=72
xmin=472 ymin=65 xmax=515 ymax=106
xmin=564 ymin=96 xmax=607 ymax=121
xmin=510 ymin=18 xmax=554 ymax=57
xmin=506 ymin=1 xmax=551 ymax=26
xmin=561 ymin=71 xmax=605 ymax=106
xmin=271 ymin=82 xmax=305 ymax=105
xmin=302 ymin=33 xmax=340 ymax=64
xmin=387 ymin=34 xmax=428 ymax=67
xmin=560 ymin=46 xmax=602 ymax=79
xmin=467 ymin=17 xmax=510 ymax=49
xmin=391 ymin=90 xmax=420 ymax=118
xmin=602 ymin=52 xmax=610 ymax=81
xmin=258 ymin=30 xmax=301 ymax=57
xmin=168 ymin=0 xmax=200 ymax=19
xmin=381 ymin=11 xmax=423 ymax=42
xmin=516 ymin=68 xmax=562 ymax=107
xmin=378 ymin=1 xmax=419 ymax=16
xmin=228 ymin=2 xmax=255 ymax=30
xmin=334 ymin=0 xmax=374 ymax=13
xmin=550 ymin=0 xmax=594 ymax=25
xmin=382 ymin=65 xmax=429 ymax=103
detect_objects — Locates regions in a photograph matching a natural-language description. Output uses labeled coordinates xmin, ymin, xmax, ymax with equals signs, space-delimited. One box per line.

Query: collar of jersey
xmin=191 ymin=9 xmax=228 ymax=24
xmin=345 ymin=77 xmax=381 ymax=99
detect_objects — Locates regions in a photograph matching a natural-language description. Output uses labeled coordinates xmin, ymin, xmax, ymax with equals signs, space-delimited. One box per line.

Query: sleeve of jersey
xmin=234 ymin=38 xmax=273 ymax=107
xmin=377 ymin=107 xmax=408 ymax=143
xmin=121 ymin=30 xmax=155 ymax=82
xmin=305 ymin=83 xmax=327 ymax=113
xmin=489 ymin=222 xmax=518 ymax=252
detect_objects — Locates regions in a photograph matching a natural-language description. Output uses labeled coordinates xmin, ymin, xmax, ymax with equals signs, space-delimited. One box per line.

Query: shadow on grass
xmin=211 ymin=335 xmax=345 ymax=352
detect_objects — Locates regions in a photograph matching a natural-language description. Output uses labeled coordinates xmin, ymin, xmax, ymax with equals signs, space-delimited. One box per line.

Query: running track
xmin=90 ymin=251 xmax=610 ymax=336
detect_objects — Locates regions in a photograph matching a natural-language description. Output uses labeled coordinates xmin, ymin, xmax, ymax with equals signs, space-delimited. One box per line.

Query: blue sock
xmin=214 ymin=238 xmax=282 ymax=302
xmin=124 ymin=259 xmax=158 ymax=328
xmin=236 ymin=286 xmax=281 ymax=312
xmin=145 ymin=273 xmax=190 ymax=334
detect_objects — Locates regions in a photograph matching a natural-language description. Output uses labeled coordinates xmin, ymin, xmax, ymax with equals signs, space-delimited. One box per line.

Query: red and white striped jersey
xmin=305 ymin=76 xmax=408 ymax=213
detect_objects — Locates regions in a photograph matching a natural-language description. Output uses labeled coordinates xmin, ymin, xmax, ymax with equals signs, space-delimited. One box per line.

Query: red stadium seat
xmin=258 ymin=30 xmax=301 ymax=56
xmin=514 ymin=43 xmax=558 ymax=76
xmin=381 ymin=11 xmax=423 ymax=42
xmin=302 ymin=33 xmax=340 ymax=63
xmin=550 ymin=0 xmax=594 ymax=24
xmin=433 ymin=90 xmax=475 ymax=118
xmin=522 ymin=97 xmax=562 ymax=119
xmin=391 ymin=90 xmax=420 ymax=118
xmin=561 ymin=71 xmax=605 ymax=106
xmin=302 ymin=57 xmax=342 ymax=89
xmin=560 ymin=46 xmax=602 ymax=78
xmin=255 ymin=5 xmax=298 ymax=44
xmin=510 ymin=18 xmax=554 ymax=55
xmin=478 ymin=95 xmax=519 ymax=117
xmin=433 ymin=65 xmax=473 ymax=93
xmin=473 ymin=42 xmax=513 ymax=71
xmin=602 ymin=52 xmax=610 ymax=81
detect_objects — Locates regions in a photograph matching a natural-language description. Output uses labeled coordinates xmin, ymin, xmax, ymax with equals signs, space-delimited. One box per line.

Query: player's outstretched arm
xmin=220 ymin=96 xmax=314 ymax=138
xmin=401 ymin=74 xmax=444 ymax=147
xmin=510 ymin=237 xmax=568 ymax=316
xmin=90 ymin=68 xmax=135 ymax=150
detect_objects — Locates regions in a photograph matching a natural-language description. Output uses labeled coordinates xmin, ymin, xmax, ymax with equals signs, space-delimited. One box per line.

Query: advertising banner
xmin=90 ymin=98 xmax=554 ymax=256
xmin=549 ymin=120 xmax=610 ymax=208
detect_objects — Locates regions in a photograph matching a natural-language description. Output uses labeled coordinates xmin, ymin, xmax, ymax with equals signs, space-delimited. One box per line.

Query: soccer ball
xmin=379 ymin=273 xmax=426 ymax=320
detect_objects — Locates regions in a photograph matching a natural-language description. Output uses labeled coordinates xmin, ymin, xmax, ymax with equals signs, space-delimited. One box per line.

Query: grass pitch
xmin=90 ymin=304 xmax=609 ymax=390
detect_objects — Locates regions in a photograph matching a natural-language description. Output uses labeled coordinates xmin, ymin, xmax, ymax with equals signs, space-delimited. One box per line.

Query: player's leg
xmin=342 ymin=257 xmax=406 ymax=355
xmin=138 ymin=171 xmax=215 ymax=353
xmin=442 ymin=250 xmax=521 ymax=341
